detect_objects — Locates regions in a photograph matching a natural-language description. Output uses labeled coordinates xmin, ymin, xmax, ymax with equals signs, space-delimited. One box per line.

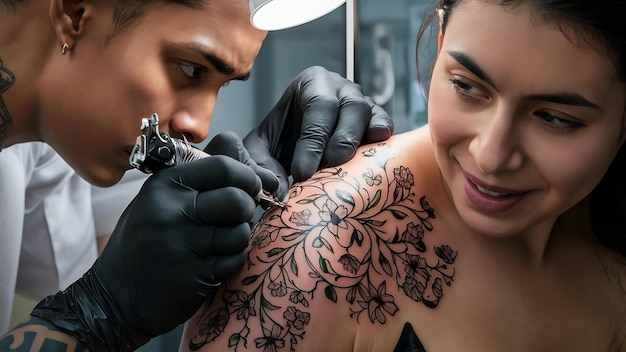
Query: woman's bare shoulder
xmin=180 ymin=127 xmax=457 ymax=351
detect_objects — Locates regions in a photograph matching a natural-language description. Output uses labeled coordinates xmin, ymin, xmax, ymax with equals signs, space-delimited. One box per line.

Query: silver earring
xmin=61 ymin=42 xmax=69 ymax=55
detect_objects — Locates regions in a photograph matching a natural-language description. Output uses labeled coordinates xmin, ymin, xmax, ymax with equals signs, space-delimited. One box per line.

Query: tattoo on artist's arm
xmin=0 ymin=316 xmax=87 ymax=352
xmin=189 ymin=143 xmax=458 ymax=351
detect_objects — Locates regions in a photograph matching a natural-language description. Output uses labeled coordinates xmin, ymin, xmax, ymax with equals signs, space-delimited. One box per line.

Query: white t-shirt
xmin=0 ymin=142 xmax=98 ymax=333
xmin=91 ymin=168 xmax=148 ymax=238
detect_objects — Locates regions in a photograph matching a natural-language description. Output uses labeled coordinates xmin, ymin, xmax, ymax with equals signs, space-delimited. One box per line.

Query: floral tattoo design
xmin=190 ymin=144 xmax=458 ymax=351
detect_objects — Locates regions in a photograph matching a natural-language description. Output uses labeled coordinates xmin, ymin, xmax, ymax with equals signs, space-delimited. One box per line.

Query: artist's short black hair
xmin=0 ymin=0 xmax=207 ymax=43
xmin=0 ymin=0 xmax=25 ymax=12
xmin=107 ymin=0 xmax=206 ymax=43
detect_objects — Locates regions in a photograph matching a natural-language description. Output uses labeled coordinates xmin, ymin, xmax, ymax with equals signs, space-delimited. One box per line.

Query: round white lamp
xmin=249 ymin=0 xmax=347 ymax=30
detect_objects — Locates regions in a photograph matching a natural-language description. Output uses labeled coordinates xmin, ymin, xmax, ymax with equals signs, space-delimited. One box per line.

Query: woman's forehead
xmin=447 ymin=0 xmax=620 ymax=79
xmin=444 ymin=1 xmax=611 ymax=69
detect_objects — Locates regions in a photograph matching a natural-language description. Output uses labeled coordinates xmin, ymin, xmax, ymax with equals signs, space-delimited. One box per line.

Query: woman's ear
xmin=437 ymin=9 xmax=444 ymax=54
xmin=437 ymin=31 xmax=444 ymax=54
xmin=49 ymin=0 xmax=90 ymax=52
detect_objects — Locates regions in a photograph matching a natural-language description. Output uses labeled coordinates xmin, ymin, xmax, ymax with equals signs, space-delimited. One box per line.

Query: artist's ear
xmin=50 ymin=0 xmax=92 ymax=51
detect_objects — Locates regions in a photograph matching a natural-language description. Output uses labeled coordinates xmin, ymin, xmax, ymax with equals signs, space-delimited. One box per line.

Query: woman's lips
xmin=462 ymin=172 xmax=526 ymax=213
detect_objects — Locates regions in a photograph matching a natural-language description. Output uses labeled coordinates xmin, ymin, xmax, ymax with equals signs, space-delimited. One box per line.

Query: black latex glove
xmin=31 ymin=156 xmax=262 ymax=351
xmin=204 ymin=131 xmax=279 ymax=196
xmin=243 ymin=65 xmax=394 ymax=199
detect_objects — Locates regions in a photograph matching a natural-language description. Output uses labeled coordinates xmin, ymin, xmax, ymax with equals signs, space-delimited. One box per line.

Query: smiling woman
xmin=180 ymin=0 xmax=626 ymax=351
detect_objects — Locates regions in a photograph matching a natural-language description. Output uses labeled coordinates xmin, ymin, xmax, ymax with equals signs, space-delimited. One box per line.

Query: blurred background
xmin=207 ymin=0 xmax=437 ymax=141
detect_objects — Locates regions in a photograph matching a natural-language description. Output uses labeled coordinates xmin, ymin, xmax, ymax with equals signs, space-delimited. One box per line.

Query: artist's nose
xmin=469 ymin=108 xmax=524 ymax=174
xmin=167 ymin=93 xmax=217 ymax=143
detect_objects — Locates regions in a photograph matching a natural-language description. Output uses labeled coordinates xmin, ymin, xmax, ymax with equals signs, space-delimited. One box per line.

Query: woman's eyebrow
xmin=447 ymin=50 xmax=497 ymax=89
xmin=447 ymin=50 xmax=601 ymax=110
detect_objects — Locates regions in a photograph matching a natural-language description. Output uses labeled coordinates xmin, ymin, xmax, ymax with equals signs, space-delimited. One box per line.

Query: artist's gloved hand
xmin=31 ymin=157 xmax=262 ymax=351
xmin=243 ymin=65 xmax=394 ymax=199
xmin=204 ymin=131 xmax=280 ymax=195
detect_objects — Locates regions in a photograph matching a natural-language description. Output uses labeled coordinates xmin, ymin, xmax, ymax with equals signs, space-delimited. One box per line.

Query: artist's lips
xmin=462 ymin=171 xmax=527 ymax=212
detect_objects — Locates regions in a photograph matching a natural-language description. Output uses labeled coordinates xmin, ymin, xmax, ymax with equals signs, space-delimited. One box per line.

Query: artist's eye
xmin=179 ymin=63 xmax=206 ymax=80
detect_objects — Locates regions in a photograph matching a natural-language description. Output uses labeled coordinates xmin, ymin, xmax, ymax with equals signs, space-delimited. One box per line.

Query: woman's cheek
xmin=428 ymin=80 xmax=458 ymax=144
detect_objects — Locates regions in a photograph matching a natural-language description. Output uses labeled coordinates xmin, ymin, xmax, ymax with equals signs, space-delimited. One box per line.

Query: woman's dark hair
xmin=418 ymin=0 xmax=626 ymax=258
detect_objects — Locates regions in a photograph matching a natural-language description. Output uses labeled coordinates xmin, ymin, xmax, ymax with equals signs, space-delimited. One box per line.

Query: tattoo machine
xmin=129 ymin=113 xmax=286 ymax=210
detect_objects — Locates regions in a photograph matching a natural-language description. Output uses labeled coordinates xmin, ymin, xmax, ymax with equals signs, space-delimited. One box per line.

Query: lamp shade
xmin=249 ymin=0 xmax=346 ymax=30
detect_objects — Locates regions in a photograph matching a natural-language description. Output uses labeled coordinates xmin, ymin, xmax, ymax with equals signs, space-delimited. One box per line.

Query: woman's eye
xmin=534 ymin=110 xmax=584 ymax=133
xmin=449 ymin=78 xmax=488 ymax=101
xmin=179 ymin=63 xmax=206 ymax=79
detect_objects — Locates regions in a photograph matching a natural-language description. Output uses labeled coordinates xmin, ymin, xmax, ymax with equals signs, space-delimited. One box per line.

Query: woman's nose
xmin=468 ymin=111 xmax=524 ymax=174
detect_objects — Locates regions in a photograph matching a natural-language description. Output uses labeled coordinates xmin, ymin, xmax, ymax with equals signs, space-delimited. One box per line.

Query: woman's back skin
xmin=180 ymin=127 xmax=626 ymax=351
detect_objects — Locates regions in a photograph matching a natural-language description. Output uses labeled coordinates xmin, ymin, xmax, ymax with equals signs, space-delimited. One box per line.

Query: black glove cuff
xmin=31 ymin=270 xmax=150 ymax=352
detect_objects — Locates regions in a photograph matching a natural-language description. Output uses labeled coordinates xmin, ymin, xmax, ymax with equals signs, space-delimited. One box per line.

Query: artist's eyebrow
xmin=447 ymin=50 xmax=601 ymax=110
xmin=447 ymin=50 xmax=497 ymax=89
xmin=179 ymin=42 xmax=251 ymax=81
